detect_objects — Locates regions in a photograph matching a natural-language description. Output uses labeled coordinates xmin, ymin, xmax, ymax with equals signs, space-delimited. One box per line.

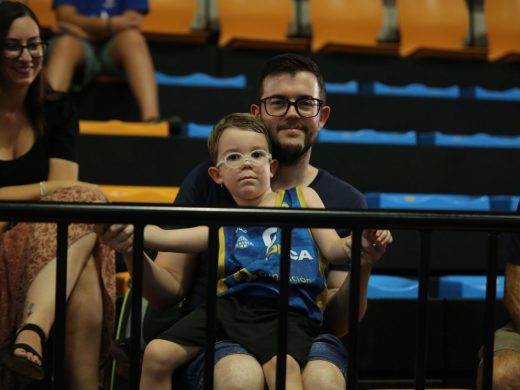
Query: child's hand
xmin=96 ymin=224 xmax=134 ymax=254
xmin=360 ymin=229 xmax=393 ymax=265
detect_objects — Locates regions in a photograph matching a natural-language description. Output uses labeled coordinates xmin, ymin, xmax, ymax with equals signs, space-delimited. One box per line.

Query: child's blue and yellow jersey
xmin=217 ymin=186 xmax=328 ymax=321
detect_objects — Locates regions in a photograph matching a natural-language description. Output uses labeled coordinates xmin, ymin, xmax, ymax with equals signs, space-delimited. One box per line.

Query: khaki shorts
xmin=478 ymin=321 xmax=520 ymax=363
xmin=47 ymin=35 xmax=124 ymax=91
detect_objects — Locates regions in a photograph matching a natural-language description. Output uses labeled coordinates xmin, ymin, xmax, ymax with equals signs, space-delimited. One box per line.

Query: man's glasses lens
xmin=261 ymin=97 xmax=323 ymax=118
xmin=3 ymin=41 xmax=46 ymax=59
xmin=217 ymin=150 xmax=271 ymax=169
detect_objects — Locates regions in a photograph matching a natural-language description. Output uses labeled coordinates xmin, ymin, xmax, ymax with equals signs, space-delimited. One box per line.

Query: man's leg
xmin=108 ymin=29 xmax=159 ymax=121
xmin=45 ymin=34 xmax=86 ymax=92
xmin=64 ymin=256 xmax=102 ymax=390
xmin=477 ymin=350 xmax=520 ymax=390
xmin=174 ymin=340 xmax=264 ymax=390
xmin=302 ymin=334 xmax=347 ymax=390
xmin=476 ymin=322 xmax=520 ymax=390
xmin=214 ymin=353 xmax=264 ymax=390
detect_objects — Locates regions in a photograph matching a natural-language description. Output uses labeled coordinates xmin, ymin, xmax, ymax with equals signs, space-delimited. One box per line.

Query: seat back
xmin=141 ymin=0 xmax=197 ymax=35
xmin=309 ymin=0 xmax=384 ymax=52
xmin=217 ymin=0 xmax=293 ymax=46
xmin=485 ymin=0 xmax=520 ymax=61
xmin=397 ymin=0 xmax=469 ymax=56
xmin=28 ymin=0 xmax=56 ymax=30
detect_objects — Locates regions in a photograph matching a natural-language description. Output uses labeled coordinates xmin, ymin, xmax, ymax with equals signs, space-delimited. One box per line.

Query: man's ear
xmin=250 ymin=103 xmax=261 ymax=118
xmin=208 ymin=166 xmax=224 ymax=184
xmin=270 ymin=159 xmax=279 ymax=178
xmin=318 ymin=105 xmax=331 ymax=129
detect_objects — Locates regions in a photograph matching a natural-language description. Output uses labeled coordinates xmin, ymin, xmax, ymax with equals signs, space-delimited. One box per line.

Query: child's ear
xmin=208 ymin=166 xmax=224 ymax=184
xmin=269 ymin=159 xmax=279 ymax=178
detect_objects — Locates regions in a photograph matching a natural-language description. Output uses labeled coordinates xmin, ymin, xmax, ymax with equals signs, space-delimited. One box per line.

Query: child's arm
xmin=301 ymin=187 xmax=352 ymax=265
xmin=144 ymin=225 xmax=209 ymax=253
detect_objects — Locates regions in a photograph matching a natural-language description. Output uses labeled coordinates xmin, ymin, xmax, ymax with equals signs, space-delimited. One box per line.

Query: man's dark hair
xmin=256 ymin=53 xmax=327 ymax=103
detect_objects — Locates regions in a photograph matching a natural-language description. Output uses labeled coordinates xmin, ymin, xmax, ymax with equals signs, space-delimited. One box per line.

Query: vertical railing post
xmin=276 ymin=227 xmax=292 ymax=390
xmin=129 ymin=224 xmax=144 ymax=390
xmin=415 ymin=230 xmax=431 ymax=390
xmin=482 ymin=232 xmax=498 ymax=390
xmin=347 ymin=228 xmax=362 ymax=390
xmin=203 ymin=226 xmax=219 ymax=390
xmin=53 ymin=222 xmax=68 ymax=389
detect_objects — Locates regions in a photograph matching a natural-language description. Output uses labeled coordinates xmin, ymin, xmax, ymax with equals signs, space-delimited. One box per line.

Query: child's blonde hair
xmin=207 ymin=113 xmax=272 ymax=164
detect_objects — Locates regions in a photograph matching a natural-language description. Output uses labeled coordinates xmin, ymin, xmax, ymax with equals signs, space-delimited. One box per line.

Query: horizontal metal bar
xmin=1 ymin=201 xmax=520 ymax=231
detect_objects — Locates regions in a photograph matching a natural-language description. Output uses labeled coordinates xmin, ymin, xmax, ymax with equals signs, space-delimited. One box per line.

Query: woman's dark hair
xmin=0 ymin=1 xmax=46 ymax=134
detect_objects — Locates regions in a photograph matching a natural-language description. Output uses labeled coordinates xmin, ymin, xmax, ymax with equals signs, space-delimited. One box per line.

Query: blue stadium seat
xmin=438 ymin=275 xmax=504 ymax=299
xmin=365 ymin=193 xmax=491 ymax=211
xmin=362 ymin=81 xmax=460 ymax=98
xmin=419 ymin=132 xmax=520 ymax=149
xmin=155 ymin=72 xmax=247 ymax=88
xmin=490 ymin=195 xmax=520 ymax=212
xmin=464 ymin=86 xmax=520 ymax=101
xmin=325 ymin=80 xmax=359 ymax=94
xmin=318 ymin=129 xmax=417 ymax=145
xmin=368 ymin=275 xmax=419 ymax=299
xmin=183 ymin=122 xmax=212 ymax=138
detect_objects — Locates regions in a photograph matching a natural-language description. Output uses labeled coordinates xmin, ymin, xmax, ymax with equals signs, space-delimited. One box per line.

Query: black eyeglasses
xmin=260 ymin=96 xmax=324 ymax=118
xmin=3 ymin=41 xmax=47 ymax=59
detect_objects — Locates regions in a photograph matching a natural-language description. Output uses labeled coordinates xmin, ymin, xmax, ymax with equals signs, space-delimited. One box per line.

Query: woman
xmin=0 ymin=3 xmax=115 ymax=389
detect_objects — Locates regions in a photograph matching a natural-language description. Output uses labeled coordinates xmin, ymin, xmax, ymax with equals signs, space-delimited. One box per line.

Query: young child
xmin=139 ymin=113 xmax=390 ymax=390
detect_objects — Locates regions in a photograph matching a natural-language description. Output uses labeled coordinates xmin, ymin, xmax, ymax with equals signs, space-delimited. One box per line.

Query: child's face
xmin=208 ymin=127 xmax=276 ymax=204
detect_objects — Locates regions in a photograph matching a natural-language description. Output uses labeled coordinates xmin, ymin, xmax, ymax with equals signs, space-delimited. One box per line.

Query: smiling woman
xmin=0 ymin=3 xmax=115 ymax=390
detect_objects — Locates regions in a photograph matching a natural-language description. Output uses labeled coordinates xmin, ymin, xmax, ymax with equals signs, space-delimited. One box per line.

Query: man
xmin=101 ymin=54 xmax=392 ymax=389
xmin=477 ymin=202 xmax=520 ymax=389
xmin=45 ymin=0 xmax=162 ymax=123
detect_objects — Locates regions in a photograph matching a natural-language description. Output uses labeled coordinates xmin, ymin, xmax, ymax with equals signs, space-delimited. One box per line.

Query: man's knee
xmin=49 ymin=34 xmax=84 ymax=61
xmin=214 ymin=354 xmax=264 ymax=390
xmin=112 ymin=29 xmax=148 ymax=52
xmin=491 ymin=350 xmax=520 ymax=389
xmin=302 ymin=360 xmax=345 ymax=390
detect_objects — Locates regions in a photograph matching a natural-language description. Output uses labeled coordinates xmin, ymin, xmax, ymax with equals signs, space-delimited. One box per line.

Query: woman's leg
xmin=64 ymin=256 xmax=102 ymax=390
xmin=140 ymin=339 xmax=201 ymax=390
xmin=13 ymin=233 xmax=97 ymax=365
xmin=262 ymin=355 xmax=303 ymax=390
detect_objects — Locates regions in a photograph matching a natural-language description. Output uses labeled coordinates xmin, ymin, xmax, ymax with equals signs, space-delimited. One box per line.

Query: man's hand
xmin=52 ymin=21 xmax=91 ymax=39
xmin=95 ymin=224 xmax=134 ymax=254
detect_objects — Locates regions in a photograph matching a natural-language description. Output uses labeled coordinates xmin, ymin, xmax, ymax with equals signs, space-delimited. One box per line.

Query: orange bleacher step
xmin=100 ymin=185 xmax=179 ymax=203
xmin=80 ymin=120 xmax=169 ymax=137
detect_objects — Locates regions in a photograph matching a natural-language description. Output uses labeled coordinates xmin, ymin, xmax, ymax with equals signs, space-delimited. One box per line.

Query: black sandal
xmin=0 ymin=323 xmax=46 ymax=380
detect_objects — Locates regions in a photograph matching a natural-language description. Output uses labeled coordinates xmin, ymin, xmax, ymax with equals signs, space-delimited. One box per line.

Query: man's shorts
xmin=47 ymin=35 xmax=123 ymax=90
xmin=172 ymin=333 xmax=348 ymax=390
xmin=478 ymin=321 xmax=520 ymax=363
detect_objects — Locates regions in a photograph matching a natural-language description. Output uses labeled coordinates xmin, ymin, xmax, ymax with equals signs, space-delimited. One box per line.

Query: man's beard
xmin=272 ymin=125 xmax=313 ymax=166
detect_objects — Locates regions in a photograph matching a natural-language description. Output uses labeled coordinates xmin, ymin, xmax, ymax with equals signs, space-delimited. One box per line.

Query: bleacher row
xmin=29 ymin=0 xmax=520 ymax=63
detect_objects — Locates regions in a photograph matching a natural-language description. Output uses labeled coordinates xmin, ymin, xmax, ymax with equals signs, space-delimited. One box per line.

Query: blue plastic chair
xmin=464 ymin=86 xmax=520 ymax=101
xmin=362 ymin=81 xmax=460 ymax=98
xmin=367 ymin=275 xmax=419 ymax=299
xmin=438 ymin=275 xmax=504 ymax=299
xmin=419 ymin=132 xmax=520 ymax=149
xmin=183 ymin=123 xmax=212 ymax=138
xmin=325 ymin=80 xmax=359 ymax=95
xmin=490 ymin=195 xmax=520 ymax=212
xmin=155 ymin=72 xmax=247 ymax=89
xmin=365 ymin=193 xmax=491 ymax=211
xmin=318 ymin=129 xmax=417 ymax=145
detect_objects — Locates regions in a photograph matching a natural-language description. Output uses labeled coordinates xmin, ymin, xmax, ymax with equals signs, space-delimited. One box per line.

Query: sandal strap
xmin=16 ymin=323 xmax=47 ymax=345
xmin=11 ymin=342 xmax=43 ymax=362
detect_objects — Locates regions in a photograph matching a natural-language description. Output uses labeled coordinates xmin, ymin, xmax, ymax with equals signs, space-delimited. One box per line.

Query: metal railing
xmin=1 ymin=201 xmax=519 ymax=389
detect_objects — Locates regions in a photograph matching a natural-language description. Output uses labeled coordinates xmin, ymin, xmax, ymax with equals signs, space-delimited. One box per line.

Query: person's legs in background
xmin=45 ymin=34 xmax=86 ymax=92
xmin=107 ymin=29 xmax=159 ymax=122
